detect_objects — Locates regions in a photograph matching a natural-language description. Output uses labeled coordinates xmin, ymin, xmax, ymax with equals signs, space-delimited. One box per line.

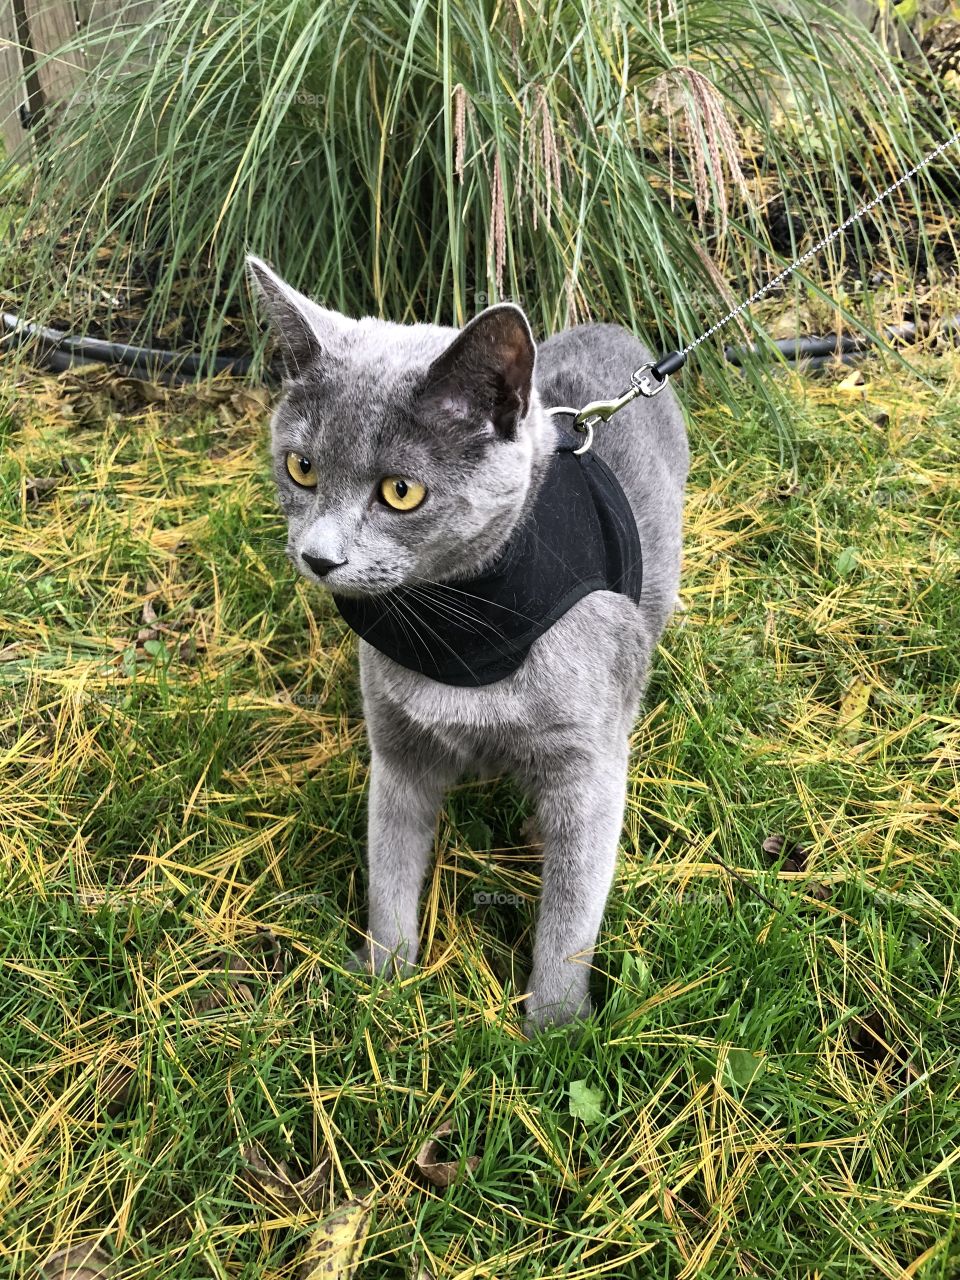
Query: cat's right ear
xmin=245 ymin=254 xmax=349 ymax=381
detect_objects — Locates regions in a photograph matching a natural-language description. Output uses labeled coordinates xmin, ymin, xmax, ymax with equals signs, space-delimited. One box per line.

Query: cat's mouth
xmin=296 ymin=557 xmax=403 ymax=599
xmin=320 ymin=579 xmax=396 ymax=600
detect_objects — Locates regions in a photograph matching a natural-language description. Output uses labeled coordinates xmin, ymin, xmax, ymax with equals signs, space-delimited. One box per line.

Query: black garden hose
xmin=722 ymin=317 xmax=960 ymax=365
xmin=2 ymin=308 xmax=959 ymax=388
xmin=1 ymin=311 xmax=270 ymax=384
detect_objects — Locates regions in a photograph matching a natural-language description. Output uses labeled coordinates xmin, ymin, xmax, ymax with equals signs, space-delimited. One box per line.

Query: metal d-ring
xmin=546 ymin=405 xmax=595 ymax=455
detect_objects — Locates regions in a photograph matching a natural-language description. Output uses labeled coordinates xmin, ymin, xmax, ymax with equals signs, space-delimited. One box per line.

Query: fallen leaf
xmin=761 ymin=833 xmax=785 ymax=859
xmin=761 ymin=835 xmax=829 ymax=899
xmin=191 ymin=929 xmax=285 ymax=1012
xmin=231 ymin=386 xmax=271 ymax=413
xmin=415 ymin=1121 xmax=480 ymax=1186
xmin=96 ymin=1062 xmax=135 ymax=1116
xmin=135 ymin=594 xmax=200 ymax=659
xmin=218 ymin=928 xmax=284 ymax=978
xmin=39 ymin=1242 xmax=114 ymax=1279
xmin=839 ymin=677 xmax=871 ymax=735
xmin=838 ymin=368 xmax=866 ymax=391
xmin=724 ymin=1047 xmax=765 ymax=1090
xmin=568 ymin=1079 xmax=604 ymax=1124
xmin=26 ymin=476 xmax=58 ymax=504
xmin=240 ymin=1142 xmax=331 ymax=1207
xmin=835 ymin=546 xmax=859 ymax=577
xmin=761 ymin=833 xmax=809 ymax=872
xmin=190 ymin=981 xmax=255 ymax=1014
xmin=461 ymin=818 xmax=493 ymax=853
xmin=850 ymin=1009 xmax=889 ymax=1068
xmin=156 ymin=314 xmax=184 ymax=339
xmin=297 ymin=1199 xmax=372 ymax=1280
xmin=139 ymin=381 xmax=171 ymax=404
xmin=767 ymin=305 xmax=816 ymax=340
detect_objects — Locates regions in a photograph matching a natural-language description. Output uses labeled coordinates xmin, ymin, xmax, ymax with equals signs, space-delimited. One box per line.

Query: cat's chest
xmin=357 ymin=591 xmax=642 ymax=772
xmin=370 ymin=651 xmax=546 ymax=734
xmin=360 ymin=641 xmax=578 ymax=764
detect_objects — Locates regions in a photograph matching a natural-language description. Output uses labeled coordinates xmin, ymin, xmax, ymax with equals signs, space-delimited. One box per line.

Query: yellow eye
xmin=285 ymin=452 xmax=318 ymax=488
xmin=379 ymin=476 xmax=426 ymax=511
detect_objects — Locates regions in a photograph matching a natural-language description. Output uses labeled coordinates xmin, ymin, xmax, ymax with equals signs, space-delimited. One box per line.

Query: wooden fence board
xmin=0 ymin=0 xmax=31 ymax=157
xmin=85 ymin=0 xmax=157 ymax=77
xmin=0 ymin=0 xmax=158 ymax=156
xmin=24 ymin=0 xmax=85 ymax=113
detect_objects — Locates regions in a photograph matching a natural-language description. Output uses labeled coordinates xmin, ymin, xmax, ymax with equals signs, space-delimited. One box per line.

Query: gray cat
xmin=247 ymin=255 xmax=688 ymax=1031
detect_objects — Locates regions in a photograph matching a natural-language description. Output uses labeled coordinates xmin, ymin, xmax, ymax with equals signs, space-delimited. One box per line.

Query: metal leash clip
xmin=546 ymin=350 xmax=686 ymax=454
xmin=546 ymin=404 xmax=596 ymax=455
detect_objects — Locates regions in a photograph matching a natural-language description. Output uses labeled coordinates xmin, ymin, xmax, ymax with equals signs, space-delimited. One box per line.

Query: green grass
xmin=3 ymin=0 xmax=958 ymax=398
xmin=1 ymin=354 xmax=959 ymax=1278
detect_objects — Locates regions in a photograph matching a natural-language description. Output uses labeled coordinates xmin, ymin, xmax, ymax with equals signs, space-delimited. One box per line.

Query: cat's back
xmin=534 ymin=322 xmax=689 ymax=632
xmin=534 ymin=323 xmax=687 ymax=489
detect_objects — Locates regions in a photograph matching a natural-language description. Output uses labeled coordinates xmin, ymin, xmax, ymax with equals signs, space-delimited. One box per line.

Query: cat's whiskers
xmin=386 ymin=590 xmax=486 ymax=685
xmin=407 ymin=575 xmax=540 ymax=629
xmin=402 ymin=581 xmax=512 ymax=641
xmin=378 ymin=592 xmax=432 ymax=670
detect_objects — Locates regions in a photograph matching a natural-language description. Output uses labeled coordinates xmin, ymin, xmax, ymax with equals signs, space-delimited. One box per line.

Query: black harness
xmin=332 ymin=427 xmax=642 ymax=686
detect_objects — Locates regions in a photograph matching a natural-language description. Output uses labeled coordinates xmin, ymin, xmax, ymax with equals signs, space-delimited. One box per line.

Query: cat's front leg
xmin=524 ymin=741 xmax=629 ymax=1032
xmin=348 ymin=742 xmax=453 ymax=977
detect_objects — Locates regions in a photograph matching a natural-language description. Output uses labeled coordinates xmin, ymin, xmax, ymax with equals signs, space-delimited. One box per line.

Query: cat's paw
xmin=522 ymin=980 xmax=593 ymax=1035
xmin=346 ymin=940 xmax=414 ymax=979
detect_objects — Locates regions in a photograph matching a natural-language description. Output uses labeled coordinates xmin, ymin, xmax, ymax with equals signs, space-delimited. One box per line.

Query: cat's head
xmin=246 ymin=255 xmax=553 ymax=598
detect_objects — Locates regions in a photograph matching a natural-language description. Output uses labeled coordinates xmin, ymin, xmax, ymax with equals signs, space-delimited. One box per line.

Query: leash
xmin=549 ymin=127 xmax=960 ymax=455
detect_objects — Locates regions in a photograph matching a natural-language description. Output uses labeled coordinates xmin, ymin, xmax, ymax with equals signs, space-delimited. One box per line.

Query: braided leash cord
xmin=677 ymin=127 xmax=960 ymax=363
xmin=557 ymin=128 xmax=960 ymax=443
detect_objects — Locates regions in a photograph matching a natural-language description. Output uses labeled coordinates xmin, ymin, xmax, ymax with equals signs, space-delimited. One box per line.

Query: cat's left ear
xmin=245 ymin=253 xmax=350 ymax=380
xmin=418 ymin=304 xmax=536 ymax=440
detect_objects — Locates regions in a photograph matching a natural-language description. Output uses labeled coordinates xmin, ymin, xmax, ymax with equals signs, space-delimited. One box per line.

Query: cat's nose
xmin=302 ymin=552 xmax=347 ymax=578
